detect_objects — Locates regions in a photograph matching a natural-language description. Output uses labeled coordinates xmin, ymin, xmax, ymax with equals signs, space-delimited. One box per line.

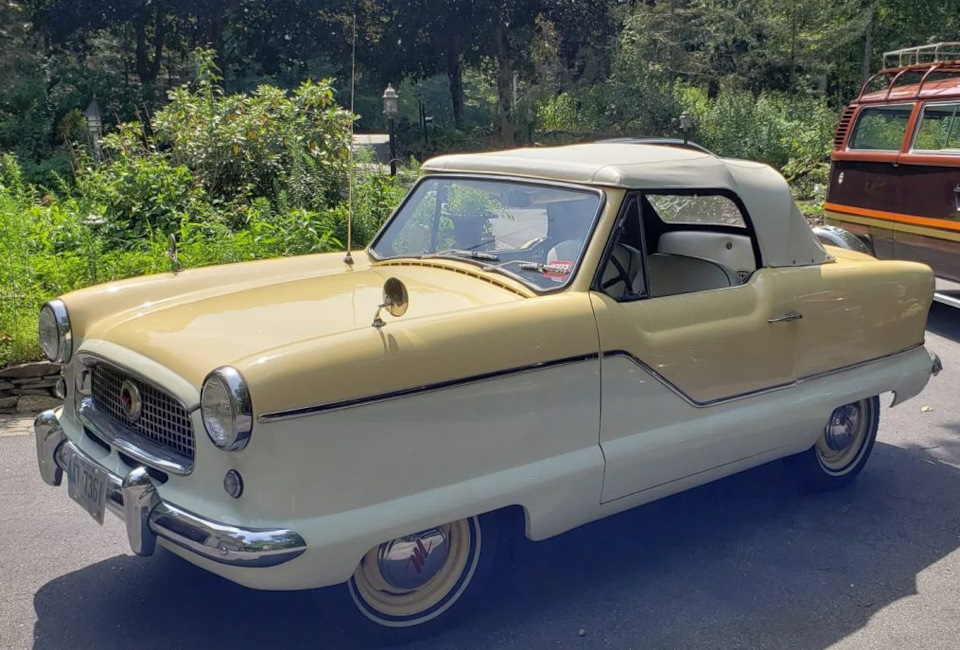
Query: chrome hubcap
xmin=824 ymin=404 xmax=861 ymax=451
xmin=377 ymin=527 xmax=450 ymax=590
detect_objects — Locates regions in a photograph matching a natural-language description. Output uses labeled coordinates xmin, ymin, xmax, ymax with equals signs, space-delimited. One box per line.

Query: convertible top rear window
xmin=647 ymin=194 xmax=745 ymax=227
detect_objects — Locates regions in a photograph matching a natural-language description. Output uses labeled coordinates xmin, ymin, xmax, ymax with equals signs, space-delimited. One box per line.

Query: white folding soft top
xmin=422 ymin=143 xmax=829 ymax=268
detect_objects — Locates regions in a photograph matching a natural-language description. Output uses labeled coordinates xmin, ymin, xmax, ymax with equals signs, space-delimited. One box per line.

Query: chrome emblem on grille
xmin=119 ymin=380 xmax=143 ymax=421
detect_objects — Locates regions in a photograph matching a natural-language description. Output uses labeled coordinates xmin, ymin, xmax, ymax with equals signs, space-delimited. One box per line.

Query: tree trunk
xmin=150 ymin=10 xmax=165 ymax=82
xmin=493 ymin=20 xmax=514 ymax=148
xmin=862 ymin=1 xmax=874 ymax=81
xmin=134 ymin=14 xmax=151 ymax=84
xmin=707 ymin=76 xmax=720 ymax=99
xmin=208 ymin=0 xmax=226 ymax=76
xmin=132 ymin=7 xmax=164 ymax=96
xmin=446 ymin=40 xmax=465 ymax=131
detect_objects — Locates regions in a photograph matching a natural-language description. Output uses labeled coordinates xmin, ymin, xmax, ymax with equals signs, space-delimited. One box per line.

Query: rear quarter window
xmin=849 ymin=105 xmax=913 ymax=151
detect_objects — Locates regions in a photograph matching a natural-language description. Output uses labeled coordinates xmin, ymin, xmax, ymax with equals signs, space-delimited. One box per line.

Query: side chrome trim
xmin=258 ymin=353 xmax=601 ymax=423
xmin=36 ymin=414 xmax=307 ymax=568
xmin=259 ymin=344 xmax=928 ymax=424
xmin=77 ymin=398 xmax=194 ymax=476
xmin=604 ymin=343 xmax=926 ymax=408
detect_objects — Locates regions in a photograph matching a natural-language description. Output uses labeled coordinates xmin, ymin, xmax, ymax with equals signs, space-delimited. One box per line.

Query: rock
xmin=12 ymin=379 xmax=58 ymax=389
xmin=11 ymin=388 xmax=54 ymax=396
xmin=0 ymin=381 xmax=13 ymax=390
xmin=16 ymin=395 xmax=62 ymax=413
xmin=0 ymin=362 xmax=62 ymax=380
xmin=0 ymin=396 xmax=17 ymax=408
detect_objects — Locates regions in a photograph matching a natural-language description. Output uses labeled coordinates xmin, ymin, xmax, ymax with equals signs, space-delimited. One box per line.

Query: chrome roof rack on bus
xmin=857 ymin=43 xmax=960 ymax=102
xmin=883 ymin=42 xmax=960 ymax=68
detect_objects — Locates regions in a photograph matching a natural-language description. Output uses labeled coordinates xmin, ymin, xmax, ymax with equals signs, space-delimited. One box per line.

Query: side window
xmin=848 ymin=105 xmax=913 ymax=151
xmin=912 ymin=103 xmax=960 ymax=153
xmin=599 ymin=192 xmax=759 ymax=301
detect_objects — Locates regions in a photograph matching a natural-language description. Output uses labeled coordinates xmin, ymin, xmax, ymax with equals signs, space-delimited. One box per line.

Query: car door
xmin=591 ymin=192 xmax=803 ymax=502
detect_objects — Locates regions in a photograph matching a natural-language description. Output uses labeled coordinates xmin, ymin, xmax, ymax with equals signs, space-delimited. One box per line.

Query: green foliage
xmin=152 ymin=50 xmax=353 ymax=210
xmin=538 ymin=93 xmax=593 ymax=133
xmin=677 ymin=86 xmax=836 ymax=198
xmin=0 ymin=73 xmax=411 ymax=366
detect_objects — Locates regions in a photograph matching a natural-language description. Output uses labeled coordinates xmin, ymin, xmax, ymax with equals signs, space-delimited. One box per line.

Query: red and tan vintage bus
xmin=824 ymin=43 xmax=960 ymax=307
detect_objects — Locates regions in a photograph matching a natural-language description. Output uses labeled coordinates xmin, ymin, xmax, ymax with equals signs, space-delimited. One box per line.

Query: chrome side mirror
xmin=372 ymin=277 xmax=409 ymax=328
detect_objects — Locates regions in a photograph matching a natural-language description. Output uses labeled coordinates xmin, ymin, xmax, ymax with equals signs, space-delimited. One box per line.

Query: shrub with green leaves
xmin=152 ymin=50 xmax=353 ymax=210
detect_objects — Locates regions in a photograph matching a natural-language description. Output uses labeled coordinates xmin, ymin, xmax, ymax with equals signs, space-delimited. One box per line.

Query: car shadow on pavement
xmin=33 ymin=442 xmax=960 ymax=650
xmin=926 ymin=302 xmax=960 ymax=341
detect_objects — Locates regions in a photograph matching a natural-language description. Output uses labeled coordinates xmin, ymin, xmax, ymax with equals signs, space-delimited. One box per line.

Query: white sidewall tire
xmin=786 ymin=396 xmax=880 ymax=491
xmin=335 ymin=513 xmax=500 ymax=645
xmin=347 ymin=516 xmax=483 ymax=628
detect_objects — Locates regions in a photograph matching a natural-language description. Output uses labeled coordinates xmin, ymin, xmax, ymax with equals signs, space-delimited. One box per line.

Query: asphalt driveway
xmin=2 ymin=304 xmax=959 ymax=649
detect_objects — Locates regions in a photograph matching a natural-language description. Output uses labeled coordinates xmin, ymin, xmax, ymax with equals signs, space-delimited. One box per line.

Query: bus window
xmin=912 ymin=103 xmax=960 ymax=153
xmin=848 ymin=105 xmax=913 ymax=151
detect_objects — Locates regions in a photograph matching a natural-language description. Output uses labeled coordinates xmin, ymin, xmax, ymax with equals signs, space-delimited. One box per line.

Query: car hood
xmin=75 ymin=255 xmax=528 ymax=386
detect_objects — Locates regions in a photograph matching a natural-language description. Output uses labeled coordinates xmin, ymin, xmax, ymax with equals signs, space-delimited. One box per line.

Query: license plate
xmin=67 ymin=453 xmax=108 ymax=525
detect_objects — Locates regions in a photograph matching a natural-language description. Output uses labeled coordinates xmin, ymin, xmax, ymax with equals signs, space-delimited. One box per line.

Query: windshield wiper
xmin=514 ymin=261 xmax=571 ymax=274
xmin=423 ymin=249 xmax=500 ymax=262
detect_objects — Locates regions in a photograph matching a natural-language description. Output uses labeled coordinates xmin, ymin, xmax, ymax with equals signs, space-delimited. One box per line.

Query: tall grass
xmin=0 ymin=153 xmax=412 ymax=367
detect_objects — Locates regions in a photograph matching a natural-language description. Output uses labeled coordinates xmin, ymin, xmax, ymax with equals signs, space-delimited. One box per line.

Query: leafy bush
xmin=538 ymin=93 xmax=594 ymax=133
xmin=153 ymin=50 xmax=353 ymax=210
xmin=677 ymin=86 xmax=837 ymax=199
xmin=0 ymin=69 xmax=408 ymax=367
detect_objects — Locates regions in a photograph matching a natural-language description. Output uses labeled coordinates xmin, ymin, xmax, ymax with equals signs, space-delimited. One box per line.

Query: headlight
xmin=38 ymin=300 xmax=72 ymax=363
xmin=201 ymin=367 xmax=253 ymax=451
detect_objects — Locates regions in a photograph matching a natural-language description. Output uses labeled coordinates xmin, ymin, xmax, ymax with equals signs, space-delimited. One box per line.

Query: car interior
xmin=595 ymin=194 xmax=759 ymax=300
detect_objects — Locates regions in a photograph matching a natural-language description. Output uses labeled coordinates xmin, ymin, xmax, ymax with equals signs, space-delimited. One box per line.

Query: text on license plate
xmin=67 ymin=453 xmax=108 ymax=525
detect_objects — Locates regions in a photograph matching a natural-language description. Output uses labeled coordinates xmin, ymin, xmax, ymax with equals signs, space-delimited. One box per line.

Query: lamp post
xmin=84 ymin=98 xmax=103 ymax=163
xmin=382 ymin=84 xmax=399 ymax=176
xmin=679 ymin=110 xmax=693 ymax=146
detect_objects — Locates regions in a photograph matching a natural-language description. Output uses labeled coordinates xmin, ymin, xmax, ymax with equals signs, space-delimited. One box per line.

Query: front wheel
xmin=785 ymin=396 xmax=880 ymax=491
xmin=336 ymin=513 xmax=499 ymax=645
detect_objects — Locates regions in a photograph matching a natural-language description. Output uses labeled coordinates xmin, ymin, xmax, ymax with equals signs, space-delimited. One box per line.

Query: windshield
xmin=370 ymin=177 xmax=603 ymax=291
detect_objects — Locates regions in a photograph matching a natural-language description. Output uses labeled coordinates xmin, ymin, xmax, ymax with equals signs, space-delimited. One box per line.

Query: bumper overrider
xmin=34 ymin=410 xmax=306 ymax=568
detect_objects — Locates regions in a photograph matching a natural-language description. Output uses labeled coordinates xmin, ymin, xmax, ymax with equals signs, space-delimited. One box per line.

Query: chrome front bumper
xmin=34 ymin=410 xmax=306 ymax=568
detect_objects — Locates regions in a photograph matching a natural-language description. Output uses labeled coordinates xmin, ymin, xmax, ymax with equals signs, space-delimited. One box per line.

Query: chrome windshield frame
xmin=367 ymin=174 xmax=607 ymax=294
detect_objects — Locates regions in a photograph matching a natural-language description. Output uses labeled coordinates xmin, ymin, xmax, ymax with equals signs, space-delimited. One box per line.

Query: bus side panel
xmin=825 ymin=159 xmax=896 ymax=260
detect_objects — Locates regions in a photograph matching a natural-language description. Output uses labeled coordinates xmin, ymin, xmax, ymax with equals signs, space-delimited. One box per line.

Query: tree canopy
xmin=3 ymin=0 xmax=959 ymax=179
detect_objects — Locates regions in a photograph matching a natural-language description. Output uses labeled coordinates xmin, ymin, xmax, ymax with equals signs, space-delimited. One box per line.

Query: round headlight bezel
xmin=200 ymin=366 xmax=253 ymax=452
xmin=38 ymin=300 xmax=72 ymax=363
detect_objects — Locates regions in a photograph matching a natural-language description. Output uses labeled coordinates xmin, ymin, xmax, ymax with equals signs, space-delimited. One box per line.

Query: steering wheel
xmin=600 ymin=248 xmax=634 ymax=295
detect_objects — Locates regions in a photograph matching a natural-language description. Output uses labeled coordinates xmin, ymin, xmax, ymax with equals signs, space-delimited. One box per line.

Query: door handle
xmin=768 ymin=312 xmax=803 ymax=323
xmin=954 ymin=184 xmax=960 ymax=212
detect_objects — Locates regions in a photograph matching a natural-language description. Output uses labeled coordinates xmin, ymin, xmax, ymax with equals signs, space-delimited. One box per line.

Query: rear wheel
xmin=337 ymin=514 xmax=499 ymax=645
xmin=785 ymin=396 xmax=880 ymax=491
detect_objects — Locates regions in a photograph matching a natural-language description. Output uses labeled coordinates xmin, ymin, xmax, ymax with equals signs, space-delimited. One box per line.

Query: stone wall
xmin=0 ymin=362 xmax=63 ymax=414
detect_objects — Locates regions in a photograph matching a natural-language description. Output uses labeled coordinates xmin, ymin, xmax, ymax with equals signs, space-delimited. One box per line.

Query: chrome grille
xmin=90 ymin=364 xmax=195 ymax=459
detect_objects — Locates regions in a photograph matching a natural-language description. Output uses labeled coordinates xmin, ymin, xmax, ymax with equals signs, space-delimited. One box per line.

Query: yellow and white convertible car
xmin=34 ymin=143 xmax=940 ymax=642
